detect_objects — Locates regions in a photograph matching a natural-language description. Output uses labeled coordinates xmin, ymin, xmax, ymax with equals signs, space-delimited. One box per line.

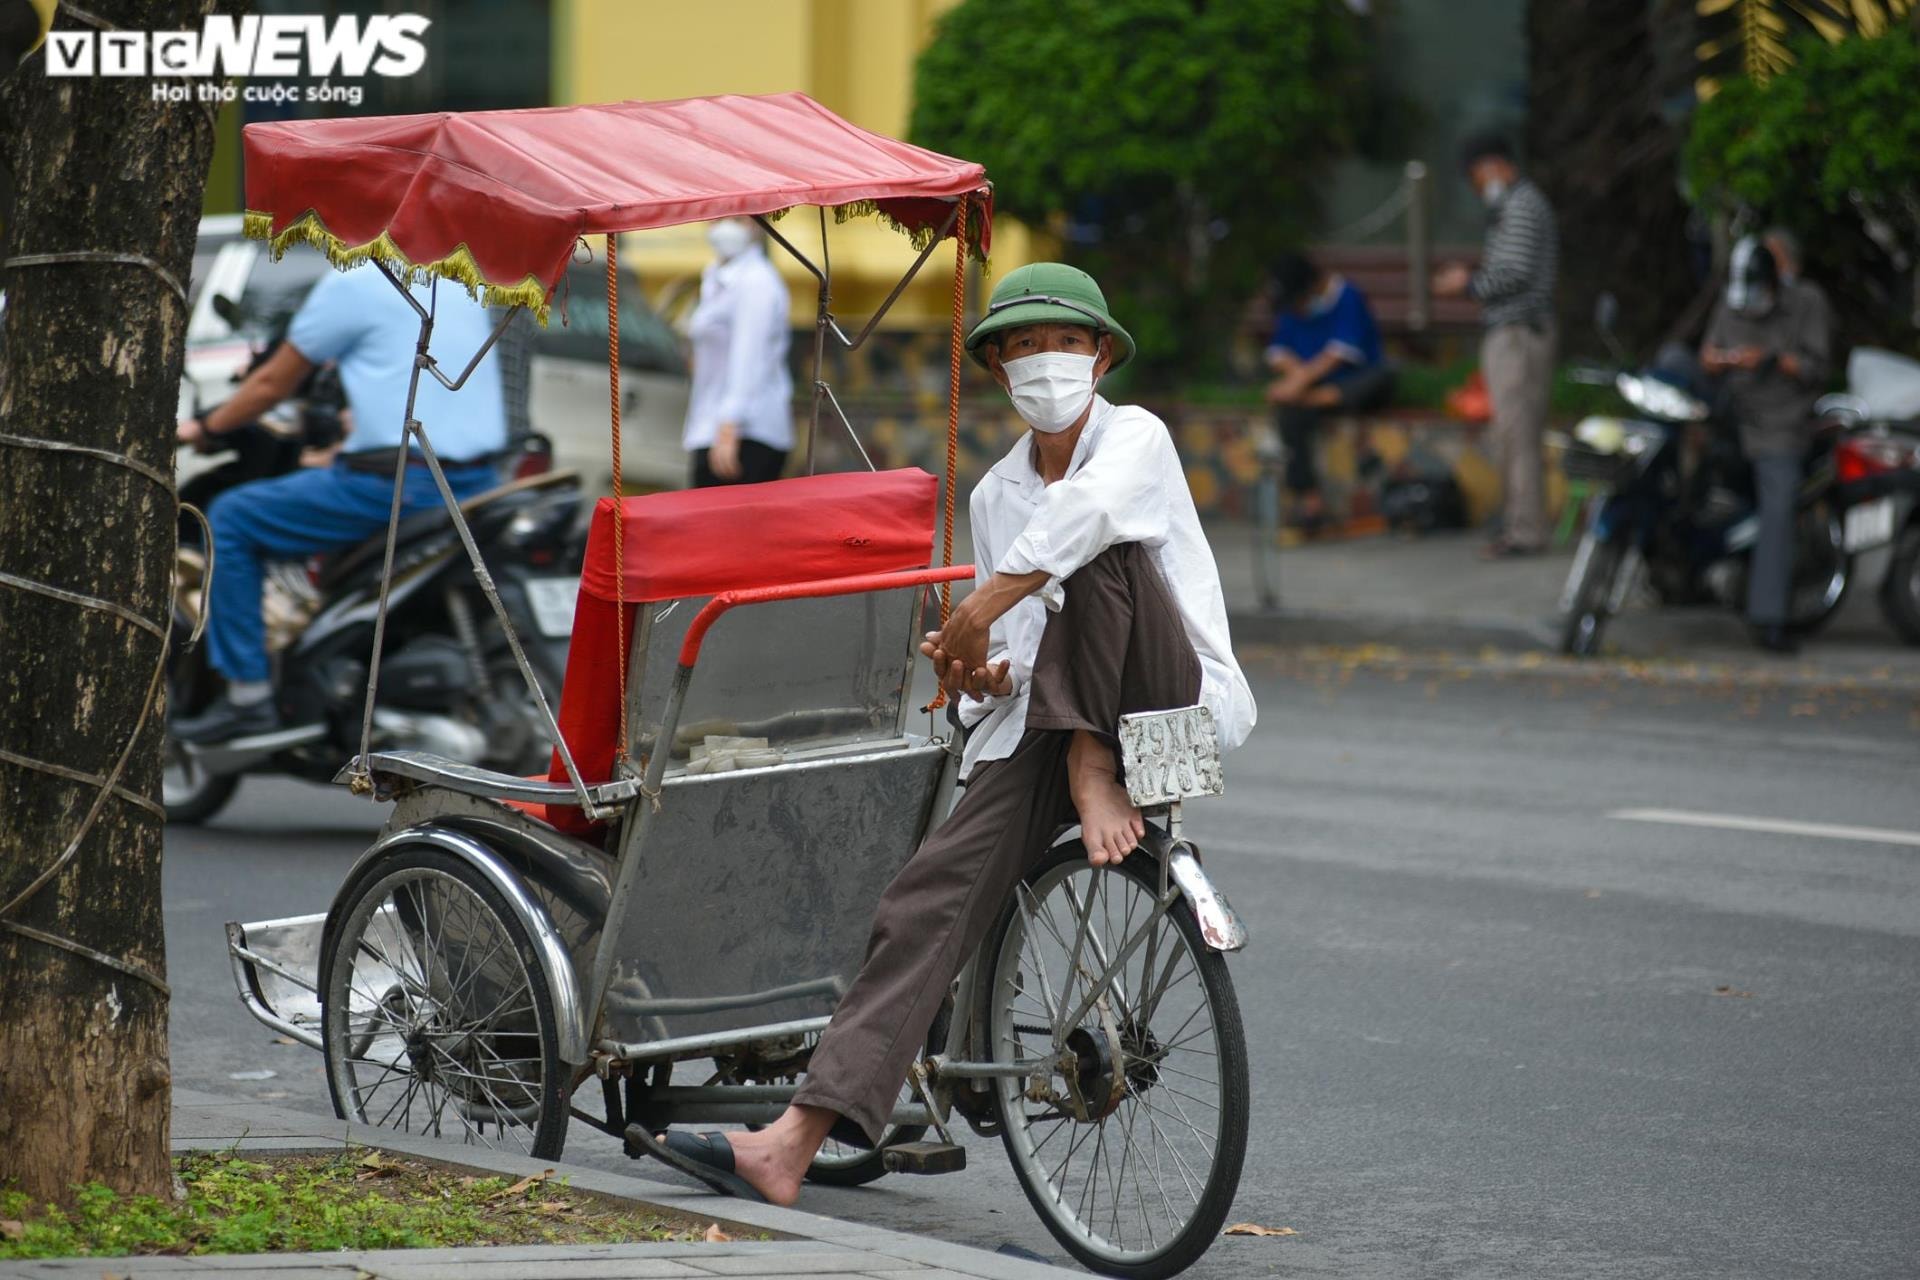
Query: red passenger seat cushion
xmin=544 ymin=468 xmax=938 ymax=824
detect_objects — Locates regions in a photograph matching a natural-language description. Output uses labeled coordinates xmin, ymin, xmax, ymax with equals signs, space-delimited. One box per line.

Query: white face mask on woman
xmin=707 ymin=219 xmax=754 ymax=262
xmin=1002 ymin=352 xmax=1097 ymax=433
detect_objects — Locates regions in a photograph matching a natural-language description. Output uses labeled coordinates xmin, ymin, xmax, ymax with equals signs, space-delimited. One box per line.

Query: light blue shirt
xmin=287 ymin=266 xmax=506 ymax=460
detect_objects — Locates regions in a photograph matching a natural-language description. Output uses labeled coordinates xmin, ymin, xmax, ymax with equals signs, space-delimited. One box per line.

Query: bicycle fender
xmin=1167 ymin=843 xmax=1249 ymax=953
xmin=330 ymin=823 xmax=590 ymax=1064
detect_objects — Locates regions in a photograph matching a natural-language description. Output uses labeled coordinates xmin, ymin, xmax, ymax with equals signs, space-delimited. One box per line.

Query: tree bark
xmin=0 ymin=0 xmax=228 ymax=1206
xmin=1526 ymin=0 xmax=1700 ymax=353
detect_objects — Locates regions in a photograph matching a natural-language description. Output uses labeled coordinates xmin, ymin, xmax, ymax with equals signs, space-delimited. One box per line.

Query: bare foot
xmin=1068 ymin=730 xmax=1144 ymax=866
xmin=662 ymin=1104 xmax=834 ymax=1206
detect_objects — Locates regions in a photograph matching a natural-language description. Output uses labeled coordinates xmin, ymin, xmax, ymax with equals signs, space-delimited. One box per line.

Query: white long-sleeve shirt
xmin=957 ymin=396 xmax=1257 ymax=779
xmin=681 ymin=245 xmax=794 ymax=452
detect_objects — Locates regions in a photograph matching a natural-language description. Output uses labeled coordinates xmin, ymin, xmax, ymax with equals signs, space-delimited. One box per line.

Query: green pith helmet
xmin=964 ymin=262 xmax=1134 ymax=372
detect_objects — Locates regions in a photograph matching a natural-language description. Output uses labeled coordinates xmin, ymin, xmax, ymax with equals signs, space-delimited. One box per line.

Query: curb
xmin=108 ymin=1090 xmax=1078 ymax=1280
xmin=1230 ymin=606 xmax=1556 ymax=655
xmin=1229 ymin=610 xmax=1920 ymax=696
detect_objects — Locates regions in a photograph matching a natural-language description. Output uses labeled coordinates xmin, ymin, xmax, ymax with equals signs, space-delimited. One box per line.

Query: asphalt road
xmin=164 ymin=654 xmax=1920 ymax=1279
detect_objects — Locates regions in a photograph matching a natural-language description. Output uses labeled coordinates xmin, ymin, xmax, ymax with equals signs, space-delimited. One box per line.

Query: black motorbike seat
xmin=313 ymin=470 xmax=579 ymax=591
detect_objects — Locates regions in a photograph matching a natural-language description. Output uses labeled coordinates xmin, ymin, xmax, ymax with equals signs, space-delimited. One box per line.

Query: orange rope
xmin=608 ymin=234 xmax=628 ymax=763
xmin=928 ymin=191 xmax=971 ymax=712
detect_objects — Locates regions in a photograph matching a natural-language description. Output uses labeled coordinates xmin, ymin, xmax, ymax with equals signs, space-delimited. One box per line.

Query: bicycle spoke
xmin=1136 ymin=1094 xmax=1208 ymax=1203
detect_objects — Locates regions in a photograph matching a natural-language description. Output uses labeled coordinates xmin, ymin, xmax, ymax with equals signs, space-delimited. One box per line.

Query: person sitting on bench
xmin=1264 ymin=250 xmax=1392 ymax=531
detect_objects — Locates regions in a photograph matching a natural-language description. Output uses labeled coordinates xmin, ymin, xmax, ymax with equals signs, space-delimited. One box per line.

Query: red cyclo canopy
xmin=241 ymin=91 xmax=992 ymax=318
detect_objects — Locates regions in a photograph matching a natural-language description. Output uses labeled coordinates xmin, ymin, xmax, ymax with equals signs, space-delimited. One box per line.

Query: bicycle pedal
xmin=881 ymin=1141 xmax=967 ymax=1174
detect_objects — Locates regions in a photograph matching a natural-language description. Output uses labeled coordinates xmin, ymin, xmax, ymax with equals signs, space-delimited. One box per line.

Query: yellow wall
xmin=552 ymin=0 xmax=1042 ymax=327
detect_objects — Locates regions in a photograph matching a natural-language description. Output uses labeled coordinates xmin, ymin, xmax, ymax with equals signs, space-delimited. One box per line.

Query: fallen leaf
xmin=488 ymin=1169 xmax=553 ymax=1200
xmin=0 ymin=1220 xmax=22 ymax=1240
xmin=271 ymin=1037 xmax=297 ymax=1046
xmin=1713 ymin=985 xmax=1753 ymax=999
xmin=1224 ymin=1222 xmax=1297 ymax=1237
xmin=356 ymin=1152 xmax=401 ymax=1180
xmin=1583 ymin=889 xmax=1603 ymax=899
xmin=704 ymin=1223 xmax=733 ymax=1243
xmin=1789 ymin=702 xmax=1819 ymax=717
xmin=535 ymin=1200 xmax=577 ymax=1216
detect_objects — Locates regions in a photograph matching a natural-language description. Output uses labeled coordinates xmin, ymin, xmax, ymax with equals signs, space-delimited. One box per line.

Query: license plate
xmin=524 ymin=576 xmax=578 ymax=638
xmin=1844 ymin=498 xmax=1896 ymax=552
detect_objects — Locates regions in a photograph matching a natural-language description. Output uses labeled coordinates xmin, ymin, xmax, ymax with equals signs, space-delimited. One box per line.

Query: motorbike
xmin=1817 ymin=348 xmax=1920 ymax=645
xmin=166 ymin=296 xmax=583 ymax=825
xmin=1557 ymin=305 xmax=1851 ymax=657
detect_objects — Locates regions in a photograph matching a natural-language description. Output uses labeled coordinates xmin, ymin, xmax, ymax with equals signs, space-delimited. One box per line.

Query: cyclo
xmin=223 ymin=92 xmax=1250 ymax=1278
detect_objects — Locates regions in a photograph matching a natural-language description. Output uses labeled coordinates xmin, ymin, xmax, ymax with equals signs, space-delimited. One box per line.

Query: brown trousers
xmin=792 ymin=542 xmax=1203 ymax=1142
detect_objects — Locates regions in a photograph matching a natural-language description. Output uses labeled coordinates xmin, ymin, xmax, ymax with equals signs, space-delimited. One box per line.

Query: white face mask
xmin=1480 ymin=176 xmax=1509 ymax=207
xmin=1003 ymin=352 xmax=1097 ymax=433
xmin=707 ymin=220 xmax=754 ymax=262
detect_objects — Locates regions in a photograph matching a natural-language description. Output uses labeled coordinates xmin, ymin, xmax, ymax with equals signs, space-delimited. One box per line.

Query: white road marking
xmin=1609 ymin=808 xmax=1920 ymax=849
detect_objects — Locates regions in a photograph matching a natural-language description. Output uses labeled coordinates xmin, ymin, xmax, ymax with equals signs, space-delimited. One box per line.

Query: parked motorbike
xmin=1819 ymin=348 xmax=1920 ymax=644
xmin=1557 ymin=304 xmax=1850 ymax=657
xmin=166 ymin=298 xmax=583 ymax=824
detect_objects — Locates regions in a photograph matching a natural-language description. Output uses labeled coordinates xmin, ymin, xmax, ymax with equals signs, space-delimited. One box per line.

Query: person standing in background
xmin=1433 ymin=132 xmax=1559 ymax=558
xmin=682 ymin=218 xmax=794 ymax=487
xmin=1700 ymin=236 xmax=1830 ymax=654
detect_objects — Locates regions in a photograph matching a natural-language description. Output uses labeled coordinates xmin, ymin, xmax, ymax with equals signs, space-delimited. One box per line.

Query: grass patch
xmin=0 ymin=1148 xmax=755 ymax=1260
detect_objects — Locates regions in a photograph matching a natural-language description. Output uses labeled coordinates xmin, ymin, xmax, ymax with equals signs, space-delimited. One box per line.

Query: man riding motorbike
xmin=172 ymin=265 xmax=506 ymax=743
xmin=1699 ymin=236 xmax=1832 ymax=653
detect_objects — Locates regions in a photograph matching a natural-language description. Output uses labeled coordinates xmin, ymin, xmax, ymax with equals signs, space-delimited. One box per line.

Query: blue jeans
xmin=204 ymin=460 xmax=497 ymax=683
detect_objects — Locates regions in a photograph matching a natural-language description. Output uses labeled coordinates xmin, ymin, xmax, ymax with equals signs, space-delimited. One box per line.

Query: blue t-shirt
xmin=288 ymin=267 xmax=506 ymax=460
xmin=1267 ymin=277 xmax=1384 ymax=383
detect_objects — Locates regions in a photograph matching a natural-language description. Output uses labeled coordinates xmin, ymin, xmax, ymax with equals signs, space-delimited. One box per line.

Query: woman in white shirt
xmin=681 ymin=218 xmax=793 ymax=486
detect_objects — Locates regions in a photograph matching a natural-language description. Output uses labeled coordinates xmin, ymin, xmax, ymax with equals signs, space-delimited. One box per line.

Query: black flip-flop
xmin=624 ymin=1126 xmax=768 ymax=1202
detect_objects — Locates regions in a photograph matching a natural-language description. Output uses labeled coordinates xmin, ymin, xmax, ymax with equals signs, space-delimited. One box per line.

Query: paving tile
xmin=683 ymin=1254 xmax=921 ymax=1276
xmin=860 ymin=1271 xmax=991 ymax=1280
xmin=364 ymin=1260 xmax=703 ymax=1279
xmin=836 ymin=1241 xmax=1071 ymax=1279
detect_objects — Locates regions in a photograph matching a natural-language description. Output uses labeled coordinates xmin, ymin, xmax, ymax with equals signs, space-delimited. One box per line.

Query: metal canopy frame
xmin=345 ymin=192 xmax=978 ymax=813
xmin=345 ymin=263 xmax=604 ymax=814
xmin=754 ymin=195 xmax=966 ymax=475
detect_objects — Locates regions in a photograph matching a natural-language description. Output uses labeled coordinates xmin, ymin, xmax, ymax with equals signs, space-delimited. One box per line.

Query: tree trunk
xmin=1526 ymin=0 xmax=1700 ymax=354
xmin=0 ymin=0 xmax=228 ymax=1206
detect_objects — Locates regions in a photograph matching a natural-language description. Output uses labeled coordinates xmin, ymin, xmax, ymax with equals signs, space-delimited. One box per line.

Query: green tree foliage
xmin=910 ymin=0 xmax=1368 ymax=382
xmin=1685 ymin=28 xmax=1920 ymax=343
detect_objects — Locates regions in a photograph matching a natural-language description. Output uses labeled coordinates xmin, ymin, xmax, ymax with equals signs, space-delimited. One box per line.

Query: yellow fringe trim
xmin=245 ymin=191 xmax=990 ymax=321
xmin=242 ymin=210 xmax=555 ymax=322
xmin=765 ymin=196 xmax=992 ymax=273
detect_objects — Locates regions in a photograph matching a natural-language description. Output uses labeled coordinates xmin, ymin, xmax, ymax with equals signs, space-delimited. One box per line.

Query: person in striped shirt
xmin=1433 ymin=132 xmax=1560 ymax=558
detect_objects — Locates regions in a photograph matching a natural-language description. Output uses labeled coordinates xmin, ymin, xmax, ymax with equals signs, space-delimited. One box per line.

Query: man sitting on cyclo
xmin=633 ymin=263 xmax=1258 ymax=1204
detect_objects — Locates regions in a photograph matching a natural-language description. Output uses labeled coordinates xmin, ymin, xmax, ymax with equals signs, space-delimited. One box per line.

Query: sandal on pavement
xmin=625 ymin=1127 xmax=768 ymax=1202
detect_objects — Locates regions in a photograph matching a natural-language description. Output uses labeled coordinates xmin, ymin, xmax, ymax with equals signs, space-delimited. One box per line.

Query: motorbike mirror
xmin=211 ymin=293 xmax=244 ymax=328
xmin=1815 ymin=392 xmax=1869 ymax=426
xmin=1594 ymin=292 xmax=1619 ymax=335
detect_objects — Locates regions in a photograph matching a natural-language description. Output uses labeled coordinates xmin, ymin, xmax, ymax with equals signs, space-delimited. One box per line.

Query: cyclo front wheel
xmin=320 ymin=845 xmax=569 ymax=1159
xmin=984 ymin=841 xmax=1249 ymax=1279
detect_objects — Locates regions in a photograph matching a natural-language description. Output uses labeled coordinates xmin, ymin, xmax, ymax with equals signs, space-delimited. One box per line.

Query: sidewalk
xmin=0 ymin=1090 xmax=1075 ymax=1280
xmin=1207 ymin=519 xmax=1920 ymax=690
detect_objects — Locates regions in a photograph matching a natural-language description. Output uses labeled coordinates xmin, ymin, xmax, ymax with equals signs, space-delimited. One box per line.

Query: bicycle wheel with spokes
xmin=321 ymin=846 xmax=569 ymax=1159
xmin=985 ymin=842 xmax=1249 ymax=1279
